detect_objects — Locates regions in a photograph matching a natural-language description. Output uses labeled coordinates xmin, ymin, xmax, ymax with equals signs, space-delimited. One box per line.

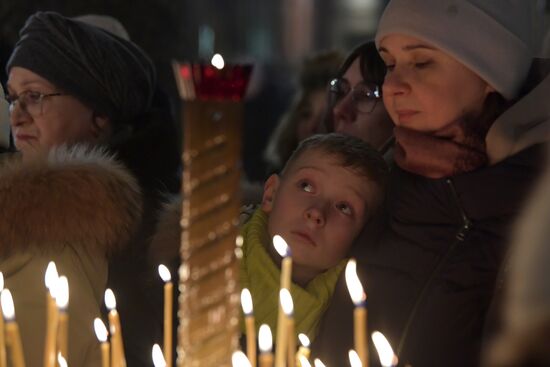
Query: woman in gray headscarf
xmin=1 ymin=11 xmax=180 ymax=366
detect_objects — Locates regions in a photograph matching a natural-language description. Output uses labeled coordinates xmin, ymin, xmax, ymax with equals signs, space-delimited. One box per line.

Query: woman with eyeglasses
xmin=327 ymin=41 xmax=394 ymax=154
xmin=315 ymin=1 xmax=549 ymax=366
xmin=0 ymin=11 xmax=180 ymax=367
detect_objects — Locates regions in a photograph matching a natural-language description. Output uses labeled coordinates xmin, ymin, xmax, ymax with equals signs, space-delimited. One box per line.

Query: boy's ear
xmin=261 ymin=174 xmax=280 ymax=213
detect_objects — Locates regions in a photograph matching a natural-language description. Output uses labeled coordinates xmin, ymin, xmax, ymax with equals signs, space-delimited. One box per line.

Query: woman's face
xmin=379 ymin=34 xmax=494 ymax=133
xmin=7 ymin=67 xmax=108 ymax=157
xmin=332 ymin=59 xmax=394 ymax=150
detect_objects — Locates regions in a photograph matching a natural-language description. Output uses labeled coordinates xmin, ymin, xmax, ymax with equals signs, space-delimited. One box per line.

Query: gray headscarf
xmin=6 ymin=11 xmax=156 ymax=126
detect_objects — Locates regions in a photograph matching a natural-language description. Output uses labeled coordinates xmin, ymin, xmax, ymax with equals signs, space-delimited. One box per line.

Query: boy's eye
xmin=336 ymin=202 xmax=352 ymax=216
xmin=385 ymin=64 xmax=395 ymax=72
xmin=299 ymin=181 xmax=314 ymax=193
xmin=26 ymin=91 xmax=42 ymax=102
xmin=414 ymin=61 xmax=432 ymax=69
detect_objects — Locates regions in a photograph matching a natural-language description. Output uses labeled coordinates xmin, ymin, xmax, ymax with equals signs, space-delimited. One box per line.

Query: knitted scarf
xmin=239 ymin=208 xmax=345 ymax=341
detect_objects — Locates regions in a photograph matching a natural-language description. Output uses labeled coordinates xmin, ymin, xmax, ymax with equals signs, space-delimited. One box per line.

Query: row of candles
xmin=223 ymin=235 xmax=399 ymax=367
xmin=0 ymin=260 xmax=175 ymax=367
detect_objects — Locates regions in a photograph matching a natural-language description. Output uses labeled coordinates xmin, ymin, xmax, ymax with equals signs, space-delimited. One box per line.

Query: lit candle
xmin=313 ymin=359 xmax=326 ymax=367
xmin=241 ymin=288 xmax=256 ymax=367
xmin=56 ymin=276 xmax=69 ymax=359
xmin=1 ymin=290 xmax=25 ymax=367
xmin=158 ymin=265 xmax=173 ymax=367
xmin=258 ymin=324 xmax=273 ymax=367
xmin=348 ymin=349 xmax=362 ymax=367
xmin=297 ymin=356 xmax=311 ymax=367
xmin=44 ymin=262 xmax=58 ymax=367
xmin=295 ymin=334 xmax=310 ymax=367
xmin=273 ymin=235 xmax=292 ymax=367
xmin=0 ymin=273 xmax=6 ymax=367
xmin=232 ymin=350 xmax=252 ymax=367
xmin=57 ymin=353 xmax=67 ymax=367
xmin=371 ymin=331 xmax=398 ymax=367
xmin=105 ymin=289 xmax=126 ymax=367
xmin=280 ymin=289 xmax=295 ymax=367
xmin=345 ymin=259 xmax=368 ymax=367
xmin=152 ymin=344 xmax=166 ymax=367
xmin=94 ymin=318 xmax=110 ymax=367
xmin=211 ymin=53 xmax=225 ymax=70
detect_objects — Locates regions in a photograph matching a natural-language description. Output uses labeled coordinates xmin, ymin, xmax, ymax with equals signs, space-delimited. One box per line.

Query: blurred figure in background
xmin=263 ymin=50 xmax=344 ymax=175
xmin=326 ymin=41 xmax=394 ymax=155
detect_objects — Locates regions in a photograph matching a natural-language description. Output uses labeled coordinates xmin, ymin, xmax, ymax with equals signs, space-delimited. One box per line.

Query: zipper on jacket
xmin=397 ymin=178 xmax=473 ymax=358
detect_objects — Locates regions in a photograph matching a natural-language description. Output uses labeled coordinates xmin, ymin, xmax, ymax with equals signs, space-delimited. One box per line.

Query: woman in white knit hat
xmin=312 ymin=1 xmax=549 ymax=366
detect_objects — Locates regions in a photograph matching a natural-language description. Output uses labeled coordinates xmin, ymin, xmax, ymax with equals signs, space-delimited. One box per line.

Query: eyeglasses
xmin=4 ymin=90 xmax=65 ymax=117
xmin=328 ymin=78 xmax=382 ymax=114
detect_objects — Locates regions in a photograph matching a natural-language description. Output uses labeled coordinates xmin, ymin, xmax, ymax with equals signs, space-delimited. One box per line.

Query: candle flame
xmin=231 ymin=350 xmax=252 ymax=367
xmin=1 ymin=289 xmax=15 ymax=321
xmin=280 ymin=288 xmax=293 ymax=316
xmin=298 ymin=333 xmax=310 ymax=347
xmin=104 ymin=288 xmax=117 ymax=310
xmin=258 ymin=324 xmax=273 ymax=353
xmin=372 ymin=331 xmax=398 ymax=367
xmin=57 ymin=353 xmax=68 ymax=367
xmin=313 ymin=359 xmax=326 ymax=367
xmin=55 ymin=276 xmax=69 ymax=309
xmin=152 ymin=344 xmax=166 ymax=367
xmin=45 ymin=261 xmax=59 ymax=292
xmin=94 ymin=318 xmax=108 ymax=342
xmin=0 ymin=272 xmax=4 ymax=291
xmin=298 ymin=355 xmax=312 ymax=367
xmin=240 ymin=288 xmax=253 ymax=315
xmin=211 ymin=53 xmax=225 ymax=70
xmin=235 ymin=235 xmax=244 ymax=247
xmin=345 ymin=259 xmax=366 ymax=305
xmin=348 ymin=349 xmax=362 ymax=367
xmin=273 ymin=235 xmax=291 ymax=257
xmin=158 ymin=264 xmax=172 ymax=282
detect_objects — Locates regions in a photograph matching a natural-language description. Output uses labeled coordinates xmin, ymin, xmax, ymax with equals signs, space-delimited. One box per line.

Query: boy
xmin=240 ymin=133 xmax=388 ymax=339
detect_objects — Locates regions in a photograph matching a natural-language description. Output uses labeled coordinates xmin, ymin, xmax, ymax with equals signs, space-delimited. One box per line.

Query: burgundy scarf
xmin=394 ymin=94 xmax=508 ymax=178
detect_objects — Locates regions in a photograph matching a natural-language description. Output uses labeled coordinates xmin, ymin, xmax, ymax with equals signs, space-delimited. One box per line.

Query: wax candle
xmin=158 ymin=265 xmax=173 ymax=367
xmin=258 ymin=324 xmax=273 ymax=367
xmin=56 ymin=276 xmax=69 ymax=359
xmin=345 ymin=259 xmax=368 ymax=367
xmin=105 ymin=289 xmax=126 ymax=367
xmin=240 ymin=288 xmax=256 ymax=367
xmin=348 ymin=349 xmax=362 ymax=367
xmin=273 ymin=235 xmax=292 ymax=367
xmin=152 ymin=344 xmax=166 ymax=367
xmin=44 ymin=262 xmax=58 ymax=367
xmin=0 ymin=273 xmax=6 ymax=367
xmin=1 ymin=290 xmax=25 ymax=367
xmin=280 ymin=289 xmax=295 ymax=367
xmin=94 ymin=318 xmax=110 ymax=367
xmin=297 ymin=356 xmax=311 ymax=367
xmin=232 ymin=350 xmax=252 ymax=367
xmin=371 ymin=331 xmax=398 ymax=367
xmin=295 ymin=334 xmax=310 ymax=367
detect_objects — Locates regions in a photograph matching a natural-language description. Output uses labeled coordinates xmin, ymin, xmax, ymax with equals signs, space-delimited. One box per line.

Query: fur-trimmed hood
xmin=0 ymin=145 xmax=142 ymax=257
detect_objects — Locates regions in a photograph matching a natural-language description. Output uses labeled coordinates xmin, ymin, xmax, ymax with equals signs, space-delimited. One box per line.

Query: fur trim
xmin=0 ymin=145 xmax=142 ymax=257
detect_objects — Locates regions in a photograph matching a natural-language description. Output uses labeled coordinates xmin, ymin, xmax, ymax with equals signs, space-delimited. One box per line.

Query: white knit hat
xmin=375 ymin=0 xmax=540 ymax=100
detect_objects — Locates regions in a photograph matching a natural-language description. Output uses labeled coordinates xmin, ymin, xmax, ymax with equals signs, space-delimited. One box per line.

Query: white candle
xmin=56 ymin=276 xmax=69 ymax=359
xmin=44 ymin=262 xmax=59 ymax=367
xmin=1 ymin=289 xmax=25 ymax=367
xmin=297 ymin=356 xmax=311 ymax=367
xmin=258 ymin=324 xmax=273 ymax=367
xmin=345 ymin=259 xmax=367 ymax=367
xmin=371 ymin=331 xmax=398 ymax=367
xmin=348 ymin=349 xmax=362 ymax=367
xmin=105 ymin=289 xmax=126 ymax=367
xmin=232 ymin=350 xmax=252 ymax=367
xmin=158 ymin=265 xmax=173 ymax=367
xmin=152 ymin=344 xmax=166 ymax=367
xmin=296 ymin=334 xmax=310 ymax=367
xmin=273 ymin=235 xmax=292 ymax=367
xmin=280 ymin=289 xmax=295 ymax=367
xmin=241 ymin=288 xmax=256 ymax=367
xmin=94 ymin=318 xmax=110 ymax=367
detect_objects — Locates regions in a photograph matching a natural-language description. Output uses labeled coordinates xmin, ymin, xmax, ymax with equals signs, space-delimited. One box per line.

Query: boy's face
xmin=262 ymin=148 xmax=376 ymax=273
